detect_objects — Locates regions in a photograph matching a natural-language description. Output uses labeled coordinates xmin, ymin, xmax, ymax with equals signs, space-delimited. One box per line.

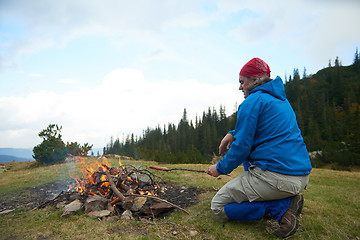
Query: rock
xmin=189 ymin=230 xmax=198 ymax=237
xmin=61 ymin=199 xmax=83 ymax=217
xmin=64 ymin=199 xmax=83 ymax=212
xmin=131 ymin=197 xmax=147 ymax=211
xmin=121 ymin=210 xmax=134 ymax=220
xmin=85 ymin=195 xmax=108 ymax=213
xmin=87 ymin=210 xmax=111 ymax=218
xmin=142 ymin=201 xmax=175 ymax=215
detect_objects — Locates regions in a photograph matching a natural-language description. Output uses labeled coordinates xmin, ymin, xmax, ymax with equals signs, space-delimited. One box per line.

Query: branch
xmin=104 ymin=170 xmax=125 ymax=203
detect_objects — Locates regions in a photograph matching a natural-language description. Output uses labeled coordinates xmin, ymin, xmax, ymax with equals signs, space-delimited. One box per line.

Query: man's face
xmin=239 ymin=76 xmax=256 ymax=98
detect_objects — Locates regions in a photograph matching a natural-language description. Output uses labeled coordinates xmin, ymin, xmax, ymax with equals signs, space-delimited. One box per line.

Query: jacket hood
xmin=250 ymin=76 xmax=286 ymax=100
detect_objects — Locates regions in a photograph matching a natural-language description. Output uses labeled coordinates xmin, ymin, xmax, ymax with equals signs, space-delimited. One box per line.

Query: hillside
xmin=285 ymin=58 xmax=360 ymax=168
xmin=0 ymin=159 xmax=359 ymax=239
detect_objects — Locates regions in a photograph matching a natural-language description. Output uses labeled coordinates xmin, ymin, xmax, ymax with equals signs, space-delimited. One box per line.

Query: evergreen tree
xmin=303 ymin=67 xmax=307 ymax=79
xmin=33 ymin=124 xmax=67 ymax=165
xmin=353 ymin=47 xmax=360 ymax=72
xmin=293 ymin=68 xmax=300 ymax=81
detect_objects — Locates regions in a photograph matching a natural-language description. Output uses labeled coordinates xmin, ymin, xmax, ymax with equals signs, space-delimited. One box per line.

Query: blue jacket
xmin=216 ymin=76 xmax=312 ymax=175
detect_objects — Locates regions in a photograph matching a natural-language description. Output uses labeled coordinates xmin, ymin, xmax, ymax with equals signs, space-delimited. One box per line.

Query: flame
xmin=69 ymin=155 xmax=158 ymax=200
xmin=118 ymin=157 xmax=125 ymax=170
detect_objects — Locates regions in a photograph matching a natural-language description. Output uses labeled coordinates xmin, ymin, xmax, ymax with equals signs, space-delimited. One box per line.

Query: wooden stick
xmin=110 ymin=197 xmax=120 ymax=205
xmin=104 ymin=170 xmax=125 ymax=203
xmin=170 ymin=168 xmax=206 ymax=173
xmin=127 ymin=193 xmax=190 ymax=215
xmin=150 ymin=165 xmax=205 ymax=173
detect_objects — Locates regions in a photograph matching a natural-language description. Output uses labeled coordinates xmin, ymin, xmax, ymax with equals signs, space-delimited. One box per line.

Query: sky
xmin=0 ymin=0 xmax=359 ymax=150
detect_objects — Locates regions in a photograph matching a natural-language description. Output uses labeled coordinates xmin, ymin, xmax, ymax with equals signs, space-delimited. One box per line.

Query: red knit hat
xmin=239 ymin=58 xmax=271 ymax=77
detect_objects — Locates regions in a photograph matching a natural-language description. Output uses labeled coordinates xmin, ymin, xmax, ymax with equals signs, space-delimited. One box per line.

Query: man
xmin=206 ymin=58 xmax=312 ymax=238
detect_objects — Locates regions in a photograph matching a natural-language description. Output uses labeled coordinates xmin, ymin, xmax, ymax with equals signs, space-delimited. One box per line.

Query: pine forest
xmin=104 ymin=50 xmax=360 ymax=170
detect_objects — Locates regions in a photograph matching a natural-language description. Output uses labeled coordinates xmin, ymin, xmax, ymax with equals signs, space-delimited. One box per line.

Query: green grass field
xmin=0 ymin=158 xmax=359 ymax=240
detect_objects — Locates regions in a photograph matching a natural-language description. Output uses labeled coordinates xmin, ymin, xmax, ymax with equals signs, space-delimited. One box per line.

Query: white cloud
xmin=29 ymin=73 xmax=43 ymax=77
xmin=1 ymin=0 xmax=358 ymax=78
xmin=0 ymin=1 xmax=208 ymax=61
xmin=59 ymin=78 xmax=77 ymax=84
xmin=222 ymin=0 xmax=360 ymax=65
xmin=0 ymin=68 xmax=240 ymax=148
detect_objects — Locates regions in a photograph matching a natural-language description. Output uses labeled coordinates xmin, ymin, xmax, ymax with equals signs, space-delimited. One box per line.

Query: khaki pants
xmin=211 ymin=165 xmax=309 ymax=221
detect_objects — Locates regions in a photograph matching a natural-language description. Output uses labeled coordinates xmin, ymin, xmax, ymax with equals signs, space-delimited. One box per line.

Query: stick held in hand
xmin=149 ymin=165 xmax=206 ymax=173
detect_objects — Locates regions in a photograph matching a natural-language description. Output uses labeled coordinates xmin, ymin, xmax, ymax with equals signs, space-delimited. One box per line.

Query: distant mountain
xmin=0 ymin=155 xmax=33 ymax=163
xmin=0 ymin=148 xmax=34 ymax=163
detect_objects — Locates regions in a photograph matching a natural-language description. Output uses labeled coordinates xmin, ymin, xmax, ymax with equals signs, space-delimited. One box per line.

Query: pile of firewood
xmin=32 ymin=158 xmax=189 ymax=220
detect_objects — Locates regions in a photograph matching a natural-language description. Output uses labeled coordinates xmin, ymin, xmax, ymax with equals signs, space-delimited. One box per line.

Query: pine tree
xmin=303 ymin=67 xmax=307 ymax=78
xmin=353 ymin=47 xmax=360 ymax=71
xmin=32 ymin=124 xmax=67 ymax=165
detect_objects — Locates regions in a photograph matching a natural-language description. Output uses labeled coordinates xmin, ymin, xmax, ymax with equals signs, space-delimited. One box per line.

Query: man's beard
xmin=244 ymin=82 xmax=257 ymax=96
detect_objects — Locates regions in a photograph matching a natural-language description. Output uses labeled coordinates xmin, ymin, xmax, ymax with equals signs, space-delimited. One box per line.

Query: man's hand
xmin=219 ymin=133 xmax=234 ymax=156
xmin=206 ymin=164 xmax=220 ymax=177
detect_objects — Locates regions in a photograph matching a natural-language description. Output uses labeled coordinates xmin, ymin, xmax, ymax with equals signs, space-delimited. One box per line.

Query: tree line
xmin=106 ymin=49 xmax=360 ymax=169
xmin=104 ymin=106 xmax=237 ymax=164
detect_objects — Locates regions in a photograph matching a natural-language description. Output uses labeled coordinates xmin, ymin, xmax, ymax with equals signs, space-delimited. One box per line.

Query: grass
xmin=0 ymin=158 xmax=359 ymax=239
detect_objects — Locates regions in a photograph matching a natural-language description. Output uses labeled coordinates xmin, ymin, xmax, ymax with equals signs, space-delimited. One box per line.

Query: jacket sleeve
xmin=216 ymin=95 xmax=262 ymax=175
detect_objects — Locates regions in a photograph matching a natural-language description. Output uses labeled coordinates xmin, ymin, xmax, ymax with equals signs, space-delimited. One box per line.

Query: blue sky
xmin=0 ymin=0 xmax=359 ymax=149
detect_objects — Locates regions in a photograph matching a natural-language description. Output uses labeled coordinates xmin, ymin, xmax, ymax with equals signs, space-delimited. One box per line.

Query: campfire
xmin=69 ymin=156 xmax=160 ymax=198
xmin=33 ymin=156 xmax=191 ymax=220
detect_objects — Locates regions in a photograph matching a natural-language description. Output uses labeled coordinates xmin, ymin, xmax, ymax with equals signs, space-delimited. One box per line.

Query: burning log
xmin=104 ymin=170 xmax=126 ymax=204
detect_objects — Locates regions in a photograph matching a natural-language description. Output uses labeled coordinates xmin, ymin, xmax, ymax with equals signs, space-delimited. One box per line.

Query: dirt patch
xmin=0 ymin=180 xmax=204 ymax=214
xmin=0 ymin=180 xmax=74 ymax=212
